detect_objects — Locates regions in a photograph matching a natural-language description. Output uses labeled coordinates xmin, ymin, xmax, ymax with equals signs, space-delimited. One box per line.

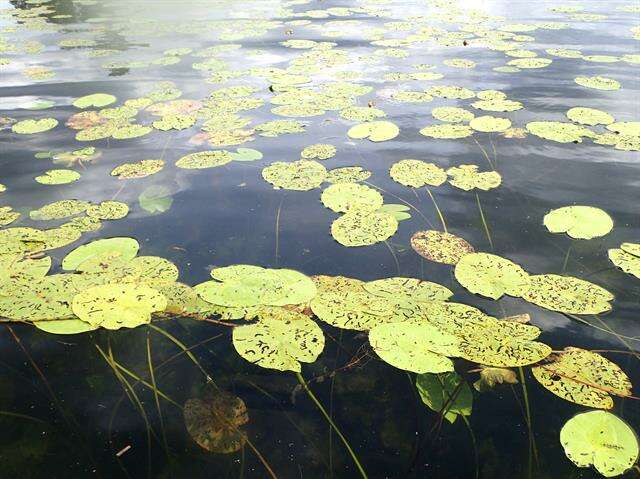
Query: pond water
xmin=0 ymin=0 xmax=639 ymax=477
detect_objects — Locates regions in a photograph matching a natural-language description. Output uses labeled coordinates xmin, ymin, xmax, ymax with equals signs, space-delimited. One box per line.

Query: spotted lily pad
xmin=522 ymin=274 xmax=613 ymax=314
xmin=458 ymin=332 xmax=551 ymax=367
xmin=325 ymin=166 xmax=371 ymax=184
xmin=469 ymin=115 xmax=511 ymax=132
xmin=12 ymin=118 xmax=58 ymax=134
xmin=560 ymin=411 xmax=638 ymax=477
xmin=176 ymin=150 xmax=233 ymax=169
xmin=431 ymin=106 xmax=474 ymax=123
xmin=455 ymin=252 xmax=530 ymax=299
xmin=390 ymin=160 xmax=447 ymax=187
xmin=543 ymin=206 xmax=613 ymax=239
xmin=608 ymin=243 xmax=640 ymax=279
xmin=0 ymin=207 xmax=21 ymax=227
xmin=232 ymin=308 xmax=324 ymax=372
xmin=331 ymin=208 xmax=398 ymax=247
xmin=566 ymin=107 xmax=614 ymax=126
xmin=86 ymin=201 xmax=129 ymax=220
xmin=347 ymin=121 xmax=399 ymax=142
xmin=30 ymin=200 xmax=90 ymax=220
xmin=262 ymin=160 xmax=327 ymax=191
xmin=411 ymin=230 xmax=474 ymax=265
xmin=532 ymin=347 xmax=632 ymax=409
xmin=72 ymin=283 xmax=167 ymax=330
xmin=447 ymin=165 xmax=501 ymax=191
xmin=111 ymin=159 xmax=164 ymax=179
xmin=574 ymin=75 xmax=621 ymax=91
xmin=526 ymin=121 xmax=593 ymax=143
xmin=419 ymin=124 xmax=473 ymax=139
xmin=301 ymin=144 xmax=336 ymax=160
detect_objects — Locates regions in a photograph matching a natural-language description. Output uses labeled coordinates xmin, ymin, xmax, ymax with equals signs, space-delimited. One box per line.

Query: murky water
xmin=0 ymin=0 xmax=639 ymax=477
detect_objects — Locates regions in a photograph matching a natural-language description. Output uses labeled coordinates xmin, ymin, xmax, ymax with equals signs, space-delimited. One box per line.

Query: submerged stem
xmin=295 ymin=371 xmax=367 ymax=479
xmin=425 ymin=187 xmax=447 ymax=233
xmin=475 ymin=192 xmax=493 ymax=250
xmin=518 ymin=367 xmax=538 ymax=477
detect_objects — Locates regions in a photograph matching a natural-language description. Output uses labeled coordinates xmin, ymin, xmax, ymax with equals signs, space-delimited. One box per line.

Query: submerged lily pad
xmin=390 ymin=160 xmax=447 ymax=187
xmin=262 ymin=160 xmax=327 ymax=191
xmin=560 ymin=411 xmax=638 ymax=477
xmin=532 ymin=347 xmax=632 ymax=409
xmin=347 ymin=121 xmax=399 ymax=142
xmin=416 ymin=372 xmax=472 ymax=423
xmin=522 ymin=274 xmax=613 ymax=314
xmin=229 ymin=148 xmax=263 ymax=162
xmin=184 ymin=391 xmax=249 ymax=454
xmin=543 ymin=206 xmax=613 ymax=239
xmin=232 ymin=308 xmax=324 ymax=372
xmin=455 ymin=253 xmax=530 ymax=299
xmin=411 ymin=230 xmax=474 ymax=265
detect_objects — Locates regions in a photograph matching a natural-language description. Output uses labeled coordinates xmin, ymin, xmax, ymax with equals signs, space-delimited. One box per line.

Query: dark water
xmin=0 ymin=0 xmax=639 ymax=477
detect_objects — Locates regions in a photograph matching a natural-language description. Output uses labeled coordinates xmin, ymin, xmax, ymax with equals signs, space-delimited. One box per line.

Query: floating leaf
xmin=34 ymin=319 xmax=98 ymax=335
xmin=12 ymin=118 xmax=58 ymax=134
xmin=419 ymin=124 xmax=473 ymax=139
xmin=431 ymin=106 xmax=475 ymax=123
xmin=447 ymin=165 xmax=501 ymax=191
xmin=455 ymin=252 xmax=530 ymax=299
xmin=543 ymin=206 xmax=613 ymax=239
xmin=262 ymin=160 xmax=327 ymax=191
xmin=86 ymin=201 xmax=129 ymax=220
xmin=73 ymin=93 xmax=116 ymax=109
xmin=325 ymin=166 xmax=371 ymax=184
xmin=364 ymin=277 xmax=452 ymax=303
xmin=369 ymin=322 xmax=460 ymax=373
xmin=416 ymin=372 xmax=472 ymax=423
xmin=347 ymin=121 xmax=399 ymax=142
xmin=473 ymin=367 xmax=518 ymax=392
xmin=0 ymin=207 xmax=21 ymax=227
xmin=30 ymin=200 xmax=90 ymax=221
xmin=184 ymin=391 xmax=249 ymax=453
xmin=232 ymin=308 xmax=324 ymax=372
xmin=176 ymin=150 xmax=233 ymax=169
xmin=331 ymin=208 xmax=398 ymax=247
xmin=0 ymin=274 xmax=80 ymax=321
xmin=377 ymin=204 xmax=411 ymax=221
xmin=111 ymin=159 xmax=164 ymax=179
xmin=560 ymin=411 xmax=638 ymax=477
xmin=390 ymin=160 xmax=447 ymax=187
xmin=522 ymin=274 xmax=613 ymax=314
xmin=469 ymin=115 xmax=511 ymax=132
xmin=459 ymin=331 xmax=551 ymax=367
xmin=471 ymin=98 xmax=523 ymax=112
xmin=62 ymin=237 xmax=139 ymax=270
xmin=301 ymin=144 xmax=336 ymax=160
xmin=321 ymin=183 xmax=383 ymax=213
xmin=35 ymin=169 xmax=81 ymax=185
xmin=566 ymin=107 xmax=614 ymax=126
xmin=410 ymin=230 xmax=474 ymax=265
xmin=532 ymin=347 xmax=632 ymax=409
xmin=229 ymin=148 xmax=263 ymax=162
xmin=608 ymin=243 xmax=640 ymax=279
xmin=72 ymin=283 xmax=167 ymax=330
xmin=574 ymin=75 xmax=621 ymax=91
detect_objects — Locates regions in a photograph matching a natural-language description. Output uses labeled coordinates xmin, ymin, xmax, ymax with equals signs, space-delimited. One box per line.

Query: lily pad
xmin=34 ymin=319 xmax=98 ymax=335
xmin=543 ymin=206 xmax=613 ymax=239
xmin=469 ymin=115 xmax=511 ymax=132
xmin=262 ymin=160 xmax=327 ymax=191
xmin=86 ymin=201 xmax=129 ymax=220
xmin=229 ymin=148 xmax=263 ymax=162
xmin=347 ymin=121 xmax=399 ymax=142
xmin=176 ymin=150 xmax=233 ymax=169
xmin=574 ymin=75 xmax=621 ymax=90
xmin=72 ymin=283 xmax=167 ymax=330
xmin=419 ymin=124 xmax=473 ymax=139
xmin=301 ymin=144 xmax=336 ymax=160
xmin=532 ymin=347 xmax=632 ymax=409
xmin=608 ymin=243 xmax=640 ymax=279
xmin=447 ymin=165 xmax=501 ymax=191
xmin=12 ymin=118 xmax=58 ymax=134
xmin=522 ymin=274 xmax=614 ymax=314
xmin=331 ymin=208 xmax=398 ymax=247
xmin=73 ymin=93 xmax=116 ymax=109
xmin=232 ymin=308 xmax=324 ymax=372
xmin=325 ymin=166 xmax=371 ymax=184
xmin=560 ymin=411 xmax=638 ymax=477
xmin=526 ymin=121 xmax=593 ymax=143
xmin=431 ymin=106 xmax=475 ymax=123
xmin=455 ymin=252 xmax=530 ymax=299
xmin=566 ymin=107 xmax=614 ymax=126
xmin=410 ymin=230 xmax=474 ymax=265
xmin=35 ymin=169 xmax=81 ymax=185
xmin=62 ymin=237 xmax=139 ymax=270
xmin=111 ymin=159 xmax=164 ymax=179
xmin=321 ymin=183 xmax=383 ymax=213
xmin=390 ymin=160 xmax=447 ymax=187
xmin=139 ymin=185 xmax=173 ymax=214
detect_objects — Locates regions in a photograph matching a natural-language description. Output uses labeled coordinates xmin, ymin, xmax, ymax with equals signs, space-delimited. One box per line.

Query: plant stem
xmin=295 ymin=371 xmax=367 ymax=479
xmin=425 ymin=187 xmax=447 ymax=233
xmin=475 ymin=192 xmax=493 ymax=249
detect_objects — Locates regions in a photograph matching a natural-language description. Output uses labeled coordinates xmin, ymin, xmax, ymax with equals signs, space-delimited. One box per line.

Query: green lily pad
xmin=35 ymin=169 xmax=81 ymax=185
xmin=111 ymin=124 xmax=152 ymax=140
xmin=325 ymin=166 xmax=371 ymax=184
xmin=447 ymin=165 xmax=501 ymax=191
xmin=560 ymin=411 xmax=638 ymax=477
xmin=73 ymin=93 xmax=116 ymax=109
xmin=410 ymin=230 xmax=474 ymax=265
xmin=0 ymin=274 xmax=80 ymax=321
xmin=455 ymin=252 xmax=530 ymax=299
xmin=416 ymin=372 xmax=472 ymax=423
xmin=427 ymin=85 xmax=475 ymax=99
xmin=473 ymin=367 xmax=518 ymax=392
xmin=62 ymin=237 xmax=139 ymax=270
xmin=469 ymin=115 xmax=511 ymax=132
xmin=262 ymin=160 xmax=327 ymax=191
xmin=0 ymin=207 xmax=20 ymax=227
xmin=390 ymin=160 xmax=447 ymax=187
xmin=331 ymin=208 xmax=398 ymax=247
xmin=34 ymin=319 xmax=98 ymax=335
xmin=532 ymin=347 xmax=632 ymax=409
xmin=507 ymin=57 xmax=552 ymax=68
xmin=543 ymin=206 xmax=613 ymax=239
xmin=111 ymin=159 xmax=164 ymax=179
xmin=574 ymin=75 xmax=621 ymax=90
xmin=12 ymin=118 xmax=58 ymax=134
xmin=566 ymin=107 xmax=614 ymax=126
xmin=377 ymin=204 xmax=411 ymax=221
xmin=458 ymin=332 xmax=551 ymax=367
xmin=176 ymin=150 xmax=233 ymax=169
xmin=431 ymin=106 xmax=475 ymax=123
xmin=608 ymin=243 xmax=640 ymax=279
xmin=86 ymin=201 xmax=129 ymax=220
xmin=30 ymin=200 xmax=90 ymax=220
xmin=229 ymin=148 xmax=263 ymax=162
xmin=300 ymin=144 xmax=336 ymax=160
xmin=232 ymin=308 xmax=324 ymax=372
xmin=321 ymin=183 xmax=383 ymax=213
xmin=369 ymin=322 xmax=460 ymax=373
xmin=471 ymin=99 xmax=523 ymax=112
xmin=522 ymin=274 xmax=614 ymax=314
xmin=72 ymin=283 xmax=167 ymax=330
xmin=347 ymin=121 xmax=399 ymax=142
xmin=419 ymin=124 xmax=473 ymax=139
